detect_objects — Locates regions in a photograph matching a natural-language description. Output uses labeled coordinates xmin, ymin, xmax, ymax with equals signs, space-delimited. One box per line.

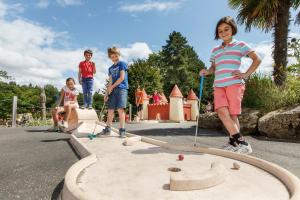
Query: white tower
xmin=142 ymin=89 xmax=149 ymax=120
xmin=187 ymin=89 xmax=199 ymax=121
xmin=169 ymin=85 xmax=184 ymax=122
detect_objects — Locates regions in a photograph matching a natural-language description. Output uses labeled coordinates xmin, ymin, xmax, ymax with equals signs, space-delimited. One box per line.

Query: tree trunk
xmin=273 ymin=0 xmax=290 ymax=86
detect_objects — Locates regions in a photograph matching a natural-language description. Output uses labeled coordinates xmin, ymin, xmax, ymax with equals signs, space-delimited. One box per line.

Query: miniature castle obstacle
xmin=146 ymin=85 xmax=199 ymax=122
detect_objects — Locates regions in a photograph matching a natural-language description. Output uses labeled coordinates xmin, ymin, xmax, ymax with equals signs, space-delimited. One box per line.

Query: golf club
xmin=194 ymin=75 xmax=204 ymax=146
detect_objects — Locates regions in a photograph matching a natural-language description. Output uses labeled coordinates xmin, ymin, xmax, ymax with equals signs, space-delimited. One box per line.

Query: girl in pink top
xmin=200 ymin=16 xmax=261 ymax=154
xmin=48 ymin=78 xmax=79 ymax=132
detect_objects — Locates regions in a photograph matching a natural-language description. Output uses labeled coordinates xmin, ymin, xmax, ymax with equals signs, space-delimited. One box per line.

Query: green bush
xmin=243 ymin=74 xmax=300 ymax=113
xmin=24 ymin=118 xmax=52 ymax=127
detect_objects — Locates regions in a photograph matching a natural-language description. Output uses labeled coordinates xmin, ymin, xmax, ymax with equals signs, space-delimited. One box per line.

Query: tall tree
xmin=228 ymin=0 xmax=300 ymax=86
xmin=128 ymin=59 xmax=163 ymax=104
xmin=159 ymin=31 xmax=206 ymax=97
xmin=0 ymin=70 xmax=11 ymax=81
xmin=44 ymin=84 xmax=59 ymax=109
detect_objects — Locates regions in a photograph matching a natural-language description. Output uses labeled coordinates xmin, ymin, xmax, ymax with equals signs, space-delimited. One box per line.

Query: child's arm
xmin=78 ymin=65 xmax=82 ymax=85
xmin=135 ymin=93 xmax=138 ymax=105
xmin=200 ymin=63 xmax=216 ymax=76
xmin=108 ymin=76 xmax=112 ymax=89
xmin=57 ymin=89 xmax=64 ymax=108
xmin=104 ymin=76 xmax=112 ymax=102
xmin=108 ymin=70 xmax=125 ymax=93
xmin=136 ymin=97 xmax=141 ymax=105
xmin=232 ymin=52 xmax=261 ymax=79
xmin=93 ymin=62 xmax=96 ymax=74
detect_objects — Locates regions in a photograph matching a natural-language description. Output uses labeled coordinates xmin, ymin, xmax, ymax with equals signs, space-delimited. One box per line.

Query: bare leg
xmin=140 ymin=109 xmax=144 ymax=120
xmin=52 ymin=108 xmax=58 ymax=126
xmin=118 ymin=108 xmax=125 ymax=129
xmin=65 ymin=104 xmax=78 ymax=122
xmin=64 ymin=105 xmax=71 ymax=122
xmin=106 ymin=109 xmax=114 ymax=127
xmin=217 ymin=107 xmax=239 ymax=136
xmin=231 ymin=115 xmax=240 ymax=131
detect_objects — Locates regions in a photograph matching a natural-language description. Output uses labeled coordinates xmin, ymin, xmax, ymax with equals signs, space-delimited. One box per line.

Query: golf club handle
xmin=194 ymin=75 xmax=205 ymax=146
xmin=199 ymin=75 xmax=204 ymax=101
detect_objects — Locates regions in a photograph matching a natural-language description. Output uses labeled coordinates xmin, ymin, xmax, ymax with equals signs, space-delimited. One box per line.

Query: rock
xmin=258 ymin=105 xmax=300 ymax=140
xmin=198 ymin=112 xmax=223 ymax=130
xmin=198 ymin=108 xmax=260 ymax=135
xmin=239 ymin=108 xmax=261 ymax=135
xmin=123 ymin=136 xmax=142 ymax=146
xmin=232 ymin=162 xmax=240 ymax=170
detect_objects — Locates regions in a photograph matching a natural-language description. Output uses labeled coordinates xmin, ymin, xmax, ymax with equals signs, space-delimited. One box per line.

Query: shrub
xmin=243 ymin=74 xmax=300 ymax=113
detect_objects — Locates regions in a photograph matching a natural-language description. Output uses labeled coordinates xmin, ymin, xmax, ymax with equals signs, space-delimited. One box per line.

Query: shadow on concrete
xmin=26 ymin=129 xmax=49 ymax=133
xmin=252 ymin=135 xmax=300 ymax=144
xmin=131 ymin=146 xmax=203 ymax=156
xmin=129 ymin=127 xmax=226 ymax=137
xmin=26 ymin=129 xmax=72 ymax=136
xmin=51 ymin=179 xmax=64 ymax=200
xmin=67 ymin=140 xmax=81 ymax=160
xmin=40 ymin=138 xmax=70 ymax=142
xmin=162 ymin=184 xmax=170 ymax=190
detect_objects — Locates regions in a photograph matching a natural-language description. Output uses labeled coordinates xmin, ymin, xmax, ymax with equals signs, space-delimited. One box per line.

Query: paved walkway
xmin=113 ymin=122 xmax=300 ymax=178
xmin=0 ymin=127 xmax=79 ymax=200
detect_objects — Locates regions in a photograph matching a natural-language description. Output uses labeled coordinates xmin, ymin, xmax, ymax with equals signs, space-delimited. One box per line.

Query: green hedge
xmin=243 ymin=74 xmax=300 ymax=113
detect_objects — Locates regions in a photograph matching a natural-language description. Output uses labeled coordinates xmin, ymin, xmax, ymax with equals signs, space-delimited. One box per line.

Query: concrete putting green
xmin=74 ymin=135 xmax=290 ymax=200
xmin=61 ymin=124 xmax=300 ymax=200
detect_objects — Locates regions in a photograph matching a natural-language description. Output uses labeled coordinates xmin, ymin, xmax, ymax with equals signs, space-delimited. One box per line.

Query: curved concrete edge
xmin=67 ymin=121 xmax=300 ymax=200
xmin=61 ymin=135 xmax=97 ymax=200
xmin=170 ymin=162 xmax=226 ymax=191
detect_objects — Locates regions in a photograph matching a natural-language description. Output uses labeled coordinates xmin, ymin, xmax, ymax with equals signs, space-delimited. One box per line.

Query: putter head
xmin=87 ymin=133 xmax=96 ymax=140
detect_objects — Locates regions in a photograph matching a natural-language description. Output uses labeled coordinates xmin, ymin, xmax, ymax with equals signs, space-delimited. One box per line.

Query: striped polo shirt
xmin=210 ymin=39 xmax=253 ymax=87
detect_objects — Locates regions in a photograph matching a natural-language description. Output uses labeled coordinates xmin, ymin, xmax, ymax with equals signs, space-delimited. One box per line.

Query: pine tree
xmin=159 ymin=31 xmax=208 ymax=97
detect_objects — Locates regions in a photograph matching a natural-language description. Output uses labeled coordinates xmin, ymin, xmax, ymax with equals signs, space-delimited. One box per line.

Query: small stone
xmin=233 ymin=162 xmax=240 ymax=170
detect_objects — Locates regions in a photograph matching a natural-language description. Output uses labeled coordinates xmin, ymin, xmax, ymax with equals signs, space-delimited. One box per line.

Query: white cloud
xmin=0 ymin=1 xmax=24 ymax=18
xmin=240 ymin=33 xmax=300 ymax=75
xmin=36 ymin=0 xmax=84 ymax=8
xmin=0 ymin=1 xmax=6 ymax=18
xmin=0 ymin=1 xmax=152 ymax=91
xmin=120 ymin=42 xmax=152 ymax=61
xmin=56 ymin=0 xmax=84 ymax=6
xmin=37 ymin=0 xmax=50 ymax=8
xmin=119 ymin=1 xmax=182 ymax=12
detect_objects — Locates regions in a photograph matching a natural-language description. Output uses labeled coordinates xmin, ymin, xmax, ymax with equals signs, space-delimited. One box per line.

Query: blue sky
xmin=0 ymin=0 xmax=299 ymax=90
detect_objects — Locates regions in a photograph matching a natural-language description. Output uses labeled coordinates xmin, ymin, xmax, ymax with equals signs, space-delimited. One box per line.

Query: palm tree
xmin=228 ymin=0 xmax=300 ymax=86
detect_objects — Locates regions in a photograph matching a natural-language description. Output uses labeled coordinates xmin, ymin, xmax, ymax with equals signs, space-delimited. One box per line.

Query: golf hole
xmin=168 ymin=167 xmax=181 ymax=172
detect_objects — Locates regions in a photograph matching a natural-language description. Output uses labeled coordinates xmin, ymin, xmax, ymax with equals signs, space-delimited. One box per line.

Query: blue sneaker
xmin=119 ymin=128 xmax=126 ymax=138
xmin=97 ymin=126 xmax=111 ymax=136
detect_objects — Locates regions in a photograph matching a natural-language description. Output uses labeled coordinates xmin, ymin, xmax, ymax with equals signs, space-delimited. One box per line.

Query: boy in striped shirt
xmin=200 ymin=16 xmax=261 ymax=154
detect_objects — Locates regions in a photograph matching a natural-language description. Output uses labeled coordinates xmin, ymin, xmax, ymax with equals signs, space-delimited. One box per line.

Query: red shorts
xmin=214 ymin=84 xmax=245 ymax=115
